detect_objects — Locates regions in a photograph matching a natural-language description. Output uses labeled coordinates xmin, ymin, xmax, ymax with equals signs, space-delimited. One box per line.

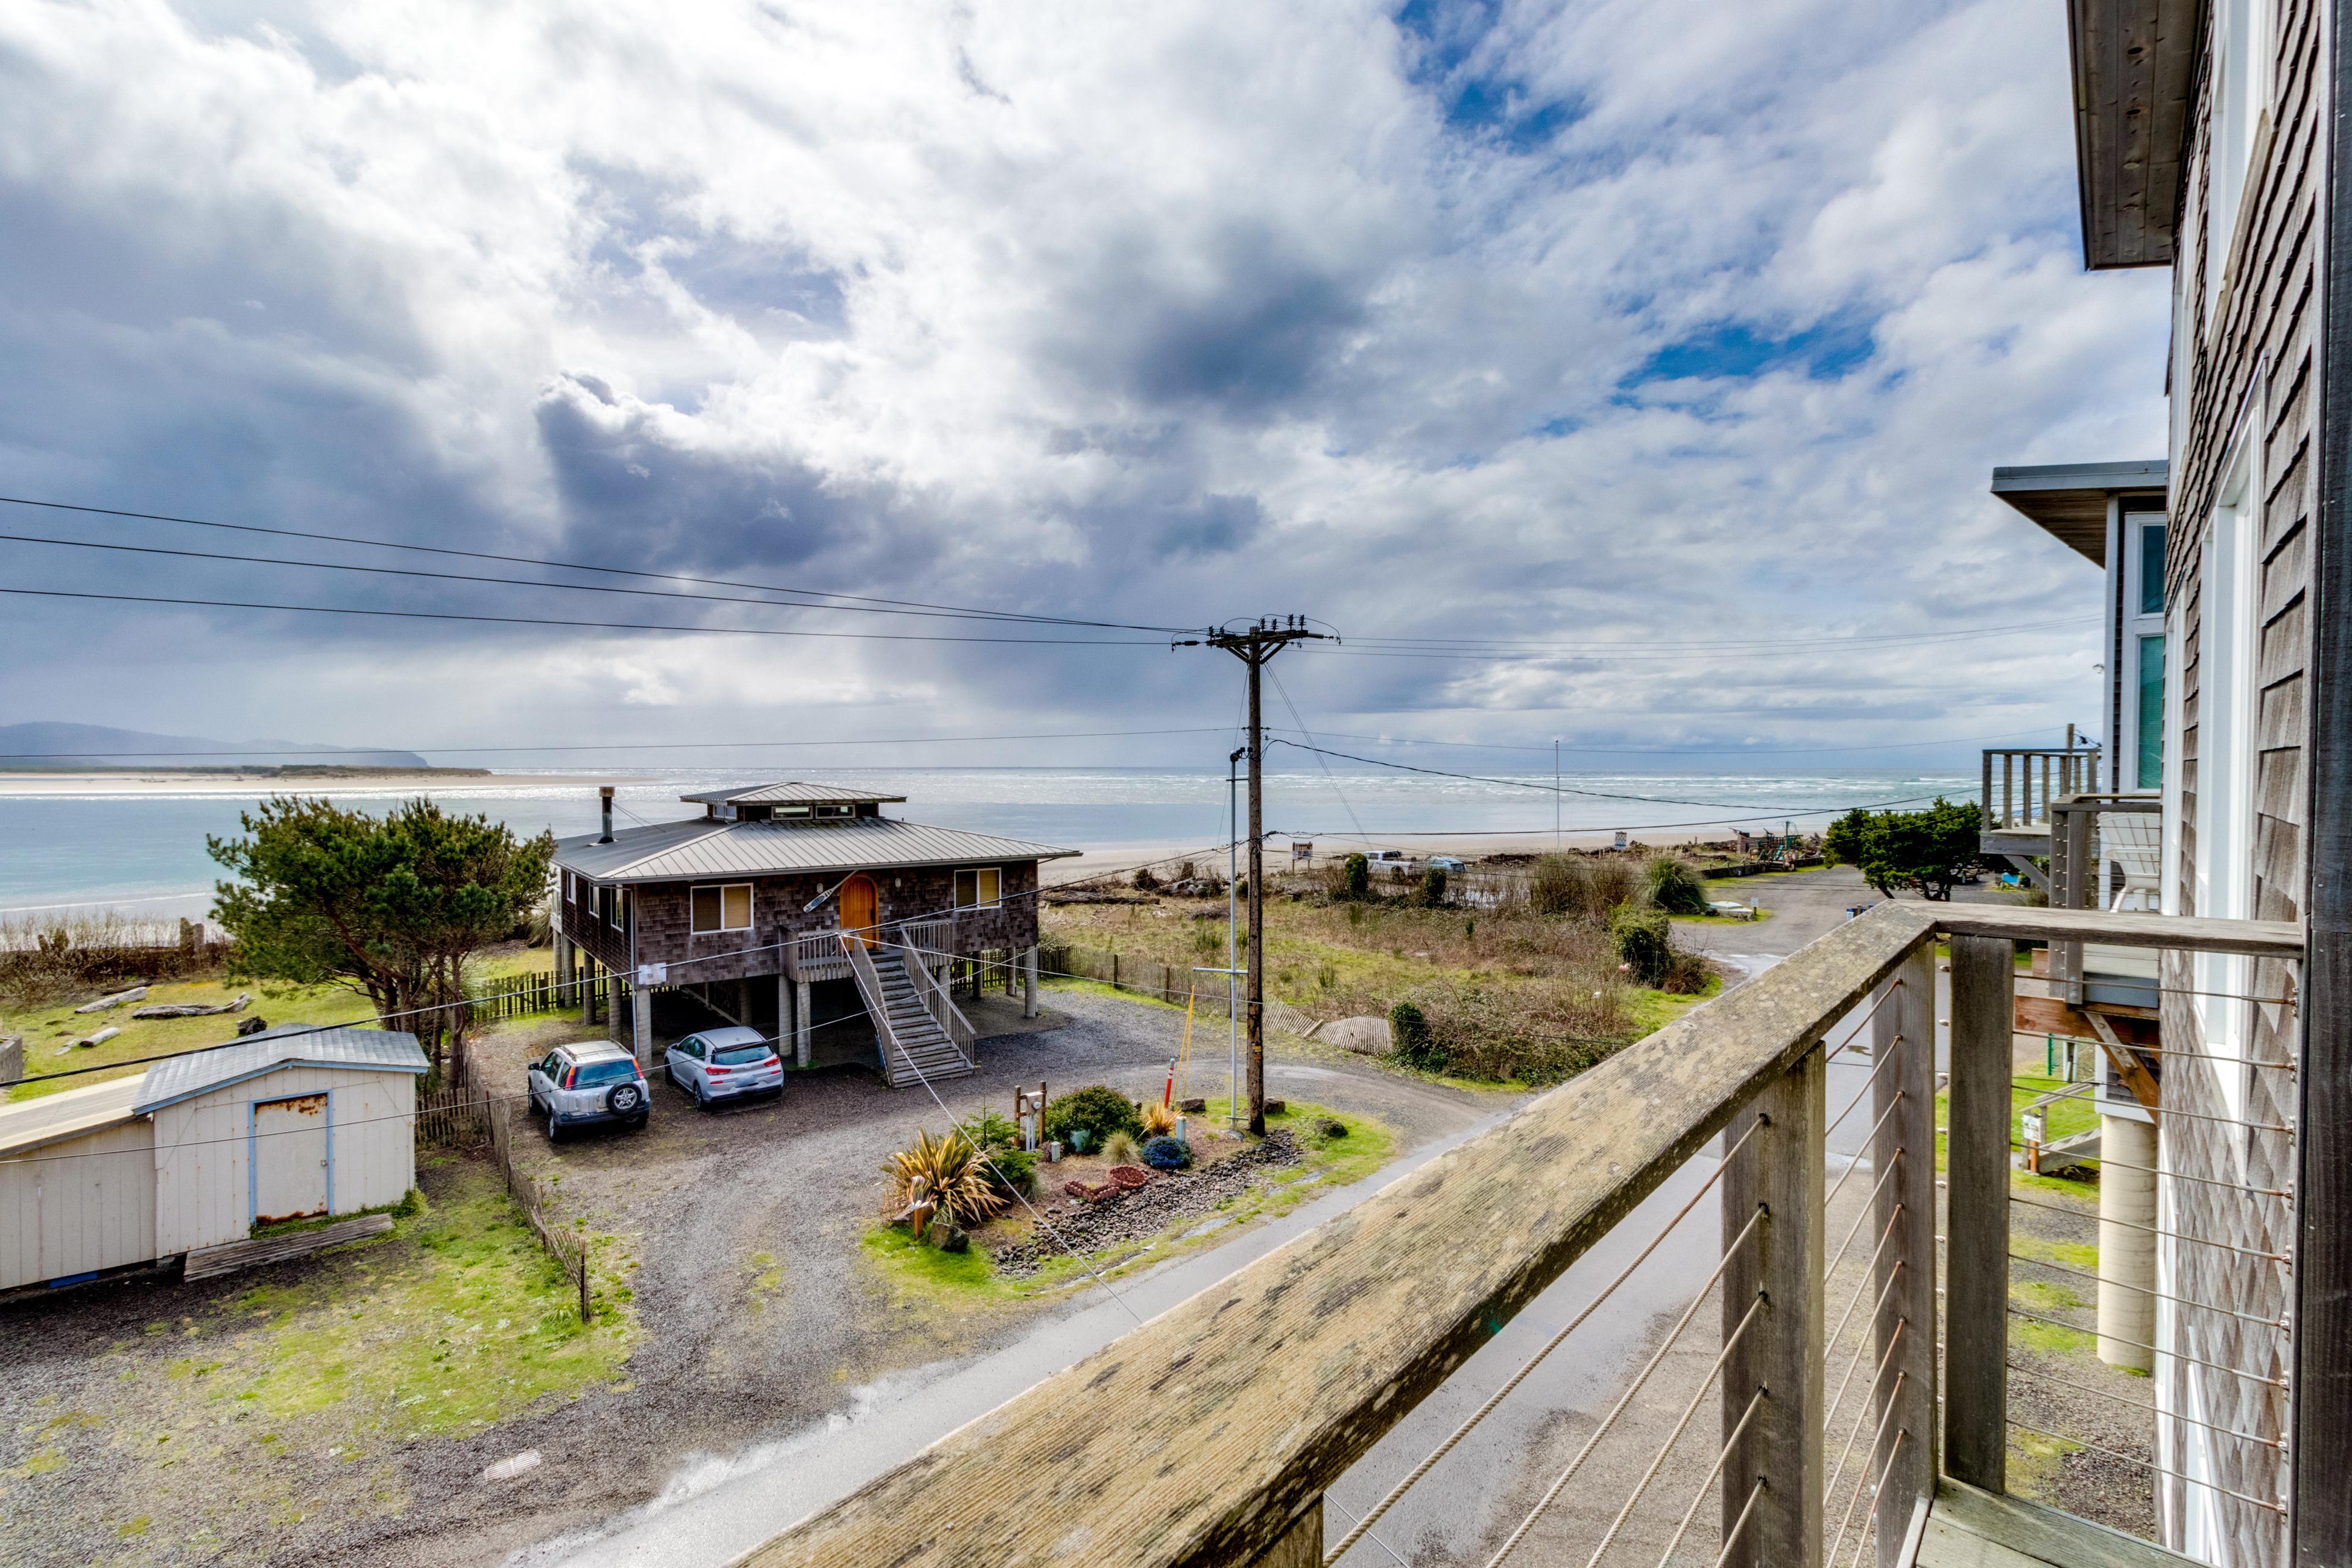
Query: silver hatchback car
xmin=665 ymin=1025 xmax=785 ymax=1110
xmin=526 ymin=1042 xmax=651 ymax=1142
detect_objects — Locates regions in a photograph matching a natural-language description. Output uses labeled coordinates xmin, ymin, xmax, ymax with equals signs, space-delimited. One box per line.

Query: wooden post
xmin=1722 ymin=1044 xmax=1826 ymax=1568
xmin=1873 ymin=944 xmax=1939 ymax=1565
xmin=1243 ymin=1501 xmax=1321 ymax=1568
xmin=795 ymin=979 xmax=812 ymax=1067
xmin=1023 ymin=944 xmax=1038 ymax=1019
xmin=1981 ymin=750 xmax=1994 ymax=832
xmin=1945 ymin=934 xmax=2014 ymax=1492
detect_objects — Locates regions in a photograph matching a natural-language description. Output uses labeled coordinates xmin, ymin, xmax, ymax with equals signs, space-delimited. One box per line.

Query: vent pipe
xmin=599 ymin=786 xmax=615 ymax=843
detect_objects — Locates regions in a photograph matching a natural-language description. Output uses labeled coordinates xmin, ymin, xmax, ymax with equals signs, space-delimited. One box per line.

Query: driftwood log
xmin=72 ymin=986 xmax=147 ymax=1014
xmin=133 ymin=992 xmax=251 ymax=1020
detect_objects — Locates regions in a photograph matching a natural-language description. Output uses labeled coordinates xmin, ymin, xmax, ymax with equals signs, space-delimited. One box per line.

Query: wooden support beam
xmin=1945 ymin=935 xmax=2014 ymax=1493
xmin=2080 ymin=1008 xmax=2161 ymax=1114
xmin=1722 ymin=1044 xmax=1826 ymax=1568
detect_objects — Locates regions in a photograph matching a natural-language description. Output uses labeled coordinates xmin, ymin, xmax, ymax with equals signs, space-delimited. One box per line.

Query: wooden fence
xmin=464 ymin=969 xmax=606 ymax=1023
xmin=1036 ymin=940 xmax=1320 ymax=1036
xmin=413 ymin=1081 xmax=590 ymax=1322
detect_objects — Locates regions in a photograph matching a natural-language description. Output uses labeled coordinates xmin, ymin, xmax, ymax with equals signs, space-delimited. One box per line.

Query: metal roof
xmin=134 ymin=1024 xmax=429 ymax=1114
xmin=0 ymin=1075 xmax=148 ymax=1159
xmin=677 ymin=782 xmax=908 ymax=806
xmin=1990 ymin=460 xmax=2167 ymax=565
xmin=554 ymin=814 xmax=1080 ymax=884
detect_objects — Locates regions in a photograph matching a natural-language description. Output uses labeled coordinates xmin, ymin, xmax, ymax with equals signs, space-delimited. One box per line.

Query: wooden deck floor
xmin=1914 ymin=1481 xmax=2199 ymax=1568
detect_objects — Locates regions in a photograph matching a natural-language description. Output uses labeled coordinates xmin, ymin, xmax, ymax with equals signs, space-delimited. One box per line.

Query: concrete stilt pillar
xmin=609 ymin=979 xmax=627 ymax=1046
xmin=581 ymin=958 xmax=597 ymax=1028
xmin=778 ymin=970 xmax=792 ymax=1055
xmin=631 ymin=982 xmax=654 ymax=1069
xmin=795 ymin=979 xmax=812 ymax=1067
xmin=2098 ymin=1113 xmax=2158 ymax=1371
xmin=1022 ymin=944 xmax=1039 ymax=1019
xmin=554 ymin=929 xmax=574 ymax=993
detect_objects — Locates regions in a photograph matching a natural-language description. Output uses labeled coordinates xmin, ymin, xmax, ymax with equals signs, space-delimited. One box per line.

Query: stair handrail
xmin=894 ymin=940 xmax=977 ymax=1061
xmin=840 ymin=932 xmax=912 ymax=1083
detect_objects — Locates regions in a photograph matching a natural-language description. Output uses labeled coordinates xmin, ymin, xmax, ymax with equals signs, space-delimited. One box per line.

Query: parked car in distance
xmin=1427 ymin=855 xmax=1467 ymax=873
xmin=526 ymin=1042 xmax=650 ymax=1142
xmin=665 ymin=1025 xmax=785 ymax=1110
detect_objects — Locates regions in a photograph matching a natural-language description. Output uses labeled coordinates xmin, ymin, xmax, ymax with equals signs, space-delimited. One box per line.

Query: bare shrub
xmin=1400 ymin=975 xmax=1633 ymax=1085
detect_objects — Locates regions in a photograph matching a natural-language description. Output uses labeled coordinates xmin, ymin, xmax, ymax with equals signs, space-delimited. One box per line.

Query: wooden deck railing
xmin=895 ymin=940 xmax=976 ymax=1056
xmin=1981 ymin=747 xmax=2102 ymax=832
xmin=733 ymin=901 xmax=2305 ymax=1568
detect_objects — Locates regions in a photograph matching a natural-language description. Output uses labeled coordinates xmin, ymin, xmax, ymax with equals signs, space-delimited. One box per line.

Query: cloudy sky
xmin=0 ymin=0 xmax=2170 ymax=774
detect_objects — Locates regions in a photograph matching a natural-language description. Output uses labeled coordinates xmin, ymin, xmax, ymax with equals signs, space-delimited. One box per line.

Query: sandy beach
xmin=0 ymin=771 xmax=640 ymax=797
xmin=1042 ymin=821 xmax=1804 ymax=884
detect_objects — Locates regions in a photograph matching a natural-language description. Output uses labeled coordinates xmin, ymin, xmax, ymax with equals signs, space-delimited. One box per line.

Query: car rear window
xmin=713 ymin=1043 xmax=777 ymax=1066
xmin=571 ymin=1059 xmax=639 ymax=1086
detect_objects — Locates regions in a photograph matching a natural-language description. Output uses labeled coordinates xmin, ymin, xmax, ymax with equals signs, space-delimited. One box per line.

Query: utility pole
xmin=1179 ymin=616 xmax=1332 ymax=1135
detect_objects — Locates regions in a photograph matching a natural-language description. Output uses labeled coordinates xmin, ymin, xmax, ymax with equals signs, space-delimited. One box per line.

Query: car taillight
xmin=709 ymin=1064 xmax=730 ymax=1075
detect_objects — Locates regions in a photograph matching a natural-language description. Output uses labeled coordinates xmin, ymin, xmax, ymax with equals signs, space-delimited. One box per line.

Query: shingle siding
xmin=2156 ymin=2 xmax=2316 ymax=1559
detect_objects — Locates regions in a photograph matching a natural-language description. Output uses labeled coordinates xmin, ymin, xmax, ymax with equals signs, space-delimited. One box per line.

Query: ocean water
xmin=0 ymin=766 xmax=1975 ymax=917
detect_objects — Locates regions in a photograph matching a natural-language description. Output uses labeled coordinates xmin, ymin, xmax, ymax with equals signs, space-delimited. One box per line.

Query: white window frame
xmin=2190 ymin=432 xmax=2261 ymax=1122
xmin=954 ymin=867 xmax=1002 ymax=910
xmin=2205 ymin=0 xmax=2271 ymax=312
xmin=690 ymin=882 xmax=754 ymax=935
xmin=2119 ymin=507 xmax=2169 ymax=792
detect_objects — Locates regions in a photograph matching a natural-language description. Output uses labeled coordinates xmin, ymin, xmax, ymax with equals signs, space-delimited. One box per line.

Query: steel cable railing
xmin=1321 ymin=1119 xmax=1765 ymax=1564
xmin=1652 ymin=1389 xmax=1763 ymax=1568
xmin=1576 ymin=1292 xmax=1768 ymax=1568
xmin=1479 ymin=1207 xmax=1766 ymax=1568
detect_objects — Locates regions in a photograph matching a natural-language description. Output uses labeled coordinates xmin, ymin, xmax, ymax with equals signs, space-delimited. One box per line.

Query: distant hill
xmin=0 ymin=722 xmax=431 ymax=771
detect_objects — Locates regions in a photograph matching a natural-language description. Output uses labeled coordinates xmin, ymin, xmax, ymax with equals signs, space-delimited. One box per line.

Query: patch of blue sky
xmin=1628 ymin=320 xmax=1877 ymax=387
xmin=1394 ymin=0 xmax=1578 ymax=151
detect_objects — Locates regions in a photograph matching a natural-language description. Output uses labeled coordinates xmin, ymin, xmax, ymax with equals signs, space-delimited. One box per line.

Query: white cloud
xmin=0 ymin=0 xmax=2168 ymax=763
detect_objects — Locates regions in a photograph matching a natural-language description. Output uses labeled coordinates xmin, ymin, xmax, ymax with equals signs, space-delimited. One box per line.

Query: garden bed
xmin=987 ymin=1130 xmax=1304 ymax=1277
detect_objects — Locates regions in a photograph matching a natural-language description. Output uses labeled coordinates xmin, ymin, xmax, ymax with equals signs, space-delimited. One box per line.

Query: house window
xmin=691 ymin=884 xmax=753 ymax=934
xmin=596 ymin=885 xmax=628 ymax=931
xmin=2136 ymin=634 xmax=2166 ymax=789
xmin=2136 ymin=520 xmax=2167 ymax=615
xmin=954 ymin=868 xmax=1001 ymax=909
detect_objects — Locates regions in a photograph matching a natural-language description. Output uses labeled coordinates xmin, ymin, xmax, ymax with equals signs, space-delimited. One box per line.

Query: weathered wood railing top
xmin=738 ymin=903 xmax=2304 ymax=1568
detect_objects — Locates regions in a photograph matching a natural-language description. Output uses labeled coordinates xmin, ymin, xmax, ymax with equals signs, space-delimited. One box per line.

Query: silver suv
xmin=526 ymin=1042 xmax=650 ymax=1142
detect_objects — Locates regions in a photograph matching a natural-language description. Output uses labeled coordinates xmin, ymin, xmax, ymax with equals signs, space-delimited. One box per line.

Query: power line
xmin=0 ymin=587 xmax=1170 ymax=646
xmin=1314 ymin=624 xmax=2098 ymax=664
xmin=0 ymin=495 xmax=1193 ymax=635
xmin=1267 ymin=738 xmax=1962 ymax=815
xmin=1269 ymin=726 xmax=2076 ymax=757
xmin=1336 ymin=617 xmax=2097 ymax=652
xmin=0 ymin=727 xmax=1236 ymax=762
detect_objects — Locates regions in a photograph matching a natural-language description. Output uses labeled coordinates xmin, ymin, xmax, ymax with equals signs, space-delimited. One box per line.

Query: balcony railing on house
xmin=731 ymin=902 xmax=2304 ymax=1568
xmin=782 ymin=915 xmax=958 ymax=983
xmin=1982 ymin=747 xmax=2104 ymax=833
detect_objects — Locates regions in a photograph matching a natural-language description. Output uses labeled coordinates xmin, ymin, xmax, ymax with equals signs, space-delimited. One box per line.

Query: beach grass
xmin=2 ymin=975 xmax=364 ymax=1101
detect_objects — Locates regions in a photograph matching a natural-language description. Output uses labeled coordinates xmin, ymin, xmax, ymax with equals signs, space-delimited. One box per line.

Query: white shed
xmin=0 ymin=1025 xmax=428 ymax=1294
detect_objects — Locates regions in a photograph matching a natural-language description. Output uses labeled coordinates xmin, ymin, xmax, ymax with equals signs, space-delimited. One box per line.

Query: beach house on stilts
xmin=549 ymin=784 xmax=1077 ymax=1087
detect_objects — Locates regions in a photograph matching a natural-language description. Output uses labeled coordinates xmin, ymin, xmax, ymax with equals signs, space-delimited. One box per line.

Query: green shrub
xmin=1420 ymin=867 xmax=1449 ymax=907
xmin=978 ymin=1146 xmax=1036 ymax=1198
xmin=1342 ymin=852 xmax=1370 ymax=900
xmin=1389 ymin=1001 xmax=1446 ymax=1071
xmin=1042 ymin=1084 xmax=1144 ymax=1151
xmin=1140 ymin=1135 xmax=1192 ymax=1171
xmin=1643 ymin=855 xmax=1710 ymax=915
xmin=1611 ymin=906 xmax=1675 ymax=987
xmin=958 ymin=1107 xmax=1020 ymax=1152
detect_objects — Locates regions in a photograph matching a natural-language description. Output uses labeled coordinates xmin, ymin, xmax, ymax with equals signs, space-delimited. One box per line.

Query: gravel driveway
xmin=0 ymin=985 xmax=1495 ymax=1568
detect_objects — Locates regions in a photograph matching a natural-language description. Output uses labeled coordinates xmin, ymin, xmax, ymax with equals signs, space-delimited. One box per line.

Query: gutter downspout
xmin=2297 ymin=11 xmax=2348 ymax=1561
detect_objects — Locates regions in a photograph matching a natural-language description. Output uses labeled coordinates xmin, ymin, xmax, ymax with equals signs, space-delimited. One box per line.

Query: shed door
xmin=253 ymin=1093 xmax=329 ymax=1224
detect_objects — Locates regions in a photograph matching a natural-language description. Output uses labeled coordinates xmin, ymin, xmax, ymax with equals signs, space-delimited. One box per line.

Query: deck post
xmin=1944 ymin=934 xmax=2014 ymax=1492
xmin=795 ymin=979 xmax=812 ymax=1067
xmin=581 ymin=958 xmax=597 ymax=1027
xmin=631 ymin=979 xmax=654 ymax=1068
xmin=1722 ymin=1043 xmax=1825 ymax=1568
xmin=553 ymin=927 xmax=573 ymax=994
xmin=1023 ymin=944 xmax=1038 ymax=1018
xmin=1873 ymin=943 xmax=1939 ymax=1565
xmin=1242 ymin=1500 xmax=1320 ymax=1567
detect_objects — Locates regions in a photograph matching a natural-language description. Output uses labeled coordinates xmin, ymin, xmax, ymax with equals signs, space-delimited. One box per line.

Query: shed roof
xmin=554 ymin=814 xmax=1080 ymax=884
xmin=677 ymin=781 xmax=909 ymax=806
xmin=0 ymin=1075 xmax=148 ymax=1159
xmin=133 ymin=1025 xmax=429 ymax=1114
xmin=1990 ymin=460 xmax=2167 ymax=565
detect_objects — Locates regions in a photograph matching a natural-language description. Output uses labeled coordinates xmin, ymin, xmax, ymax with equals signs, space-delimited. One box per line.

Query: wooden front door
xmin=840 ymin=874 xmax=878 ymax=946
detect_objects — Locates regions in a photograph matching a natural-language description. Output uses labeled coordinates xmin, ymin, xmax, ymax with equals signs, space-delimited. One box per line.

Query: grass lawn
xmin=2 ymin=975 xmax=361 ymax=1102
xmin=862 ymin=1098 xmax=1395 ymax=1303
xmin=1 ymin=1152 xmax=633 ymax=1551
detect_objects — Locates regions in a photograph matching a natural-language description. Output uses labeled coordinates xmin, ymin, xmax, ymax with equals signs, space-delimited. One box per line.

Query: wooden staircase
xmin=844 ymin=939 xmax=974 ymax=1089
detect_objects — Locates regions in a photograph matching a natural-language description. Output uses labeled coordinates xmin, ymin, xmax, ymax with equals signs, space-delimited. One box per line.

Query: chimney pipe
xmin=599 ymin=786 xmax=614 ymax=844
